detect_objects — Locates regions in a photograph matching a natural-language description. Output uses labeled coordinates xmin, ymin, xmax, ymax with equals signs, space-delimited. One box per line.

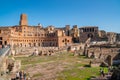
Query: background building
xmin=0 ymin=14 xmax=72 ymax=48
xmin=79 ymin=26 xmax=99 ymax=43
xmin=0 ymin=14 xmax=120 ymax=48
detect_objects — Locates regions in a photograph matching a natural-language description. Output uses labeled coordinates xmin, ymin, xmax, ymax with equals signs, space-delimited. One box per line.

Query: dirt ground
xmin=13 ymin=52 xmax=99 ymax=80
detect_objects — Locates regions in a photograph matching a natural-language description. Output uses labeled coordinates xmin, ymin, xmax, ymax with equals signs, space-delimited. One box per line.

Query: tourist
xmin=1 ymin=71 xmax=3 ymax=76
xmin=16 ymin=71 xmax=20 ymax=79
xmin=19 ymin=70 xmax=23 ymax=80
xmin=23 ymin=71 xmax=27 ymax=80
xmin=6 ymin=69 xmax=9 ymax=74
xmin=89 ymin=60 xmax=92 ymax=67
xmin=100 ymin=68 xmax=105 ymax=77
xmin=35 ymin=49 xmax=38 ymax=56
xmin=32 ymin=52 xmax=35 ymax=56
xmin=102 ymin=70 xmax=105 ymax=77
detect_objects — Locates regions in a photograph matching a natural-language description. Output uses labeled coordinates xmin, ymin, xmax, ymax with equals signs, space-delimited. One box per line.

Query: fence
xmin=0 ymin=46 xmax=10 ymax=56
xmin=0 ymin=46 xmax=10 ymax=76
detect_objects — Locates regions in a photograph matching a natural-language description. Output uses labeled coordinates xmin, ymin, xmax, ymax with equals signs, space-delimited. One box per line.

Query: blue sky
xmin=0 ymin=0 xmax=120 ymax=33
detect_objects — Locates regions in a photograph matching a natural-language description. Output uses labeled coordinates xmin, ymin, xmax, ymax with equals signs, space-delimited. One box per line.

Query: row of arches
xmin=13 ymin=42 xmax=58 ymax=47
xmin=12 ymin=39 xmax=57 ymax=43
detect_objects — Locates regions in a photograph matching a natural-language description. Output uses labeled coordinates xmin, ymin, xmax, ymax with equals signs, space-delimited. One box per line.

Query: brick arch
xmin=87 ymin=33 xmax=93 ymax=38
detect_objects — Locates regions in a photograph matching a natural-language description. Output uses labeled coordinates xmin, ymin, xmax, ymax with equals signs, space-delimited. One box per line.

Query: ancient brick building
xmin=116 ymin=33 xmax=120 ymax=42
xmin=70 ymin=25 xmax=80 ymax=43
xmin=107 ymin=32 xmax=117 ymax=44
xmin=79 ymin=26 xmax=100 ymax=43
xmin=0 ymin=14 xmax=72 ymax=48
xmin=0 ymin=14 xmax=119 ymax=48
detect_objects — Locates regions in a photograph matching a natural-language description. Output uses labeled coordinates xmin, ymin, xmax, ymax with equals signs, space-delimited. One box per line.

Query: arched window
xmin=87 ymin=33 xmax=93 ymax=38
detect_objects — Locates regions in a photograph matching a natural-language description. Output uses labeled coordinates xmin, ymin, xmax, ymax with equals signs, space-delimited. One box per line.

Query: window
xmin=65 ymin=38 xmax=67 ymax=41
xmin=67 ymin=40 xmax=69 ymax=42
xmin=0 ymin=41 xmax=2 ymax=45
xmin=0 ymin=37 xmax=2 ymax=40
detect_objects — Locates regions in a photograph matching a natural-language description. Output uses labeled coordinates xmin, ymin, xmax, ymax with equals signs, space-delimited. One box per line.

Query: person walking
xmin=23 ymin=71 xmax=27 ymax=80
xmin=100 ymin=68 xmax=105 ymax=77
xmin=19 ymin=71 xmax=22 ymax=80
xmin=16 ymin=71 xmax=20 ymax=80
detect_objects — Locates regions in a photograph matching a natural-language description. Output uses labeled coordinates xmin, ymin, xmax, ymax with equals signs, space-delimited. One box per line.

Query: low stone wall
xmin=85 ymin=47 xmax=120 ymax=66
xmin=87 ymin=47 xmax=120 ymax=59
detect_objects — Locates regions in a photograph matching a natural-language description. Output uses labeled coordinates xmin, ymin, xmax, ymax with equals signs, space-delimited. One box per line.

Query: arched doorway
xmin=87 ymin=33 xmax=93 ymax=38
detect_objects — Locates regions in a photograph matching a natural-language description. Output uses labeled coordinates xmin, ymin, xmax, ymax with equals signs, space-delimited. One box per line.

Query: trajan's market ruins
xmin=0 ymin=14 xmax=120 ymax=47
xmin=0 ymin=14 xmax=120 ymax=80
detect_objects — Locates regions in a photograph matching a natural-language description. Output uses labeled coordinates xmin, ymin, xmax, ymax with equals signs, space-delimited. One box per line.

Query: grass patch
xmin=15 ymin=56 xmax=59 ymax=65
xmin=15 ymin=52 xmax=108 ymax=80
xmin=32 ymin=73 xmax=42 ymax=77
xmin=57 ymin=67 xmax=100 ymax=80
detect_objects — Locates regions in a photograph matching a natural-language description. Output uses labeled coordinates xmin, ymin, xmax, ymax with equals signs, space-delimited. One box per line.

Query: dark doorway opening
xmin=38 ymin=43 xmax=40 ymax=46
xmin=5 ymin=41 xmax=7 ymax=45
xmin=0 ymin=37 xmax=2 ymax=40
xmin=34 ymin=43 xmax=36 ymax=47
xmin=72 ymin=38 xmax=79 ymax=43
xmin=0 ymin=41 xmax=2 ymax=45
xmin=87 ymin=33 xmax=93 ymax=38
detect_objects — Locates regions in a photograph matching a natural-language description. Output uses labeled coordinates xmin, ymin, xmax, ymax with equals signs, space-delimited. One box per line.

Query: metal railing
xmin=0 ymin=46 xmax=10 ymax=56
xmin=0 ymin=46 xmax=10 ymax=76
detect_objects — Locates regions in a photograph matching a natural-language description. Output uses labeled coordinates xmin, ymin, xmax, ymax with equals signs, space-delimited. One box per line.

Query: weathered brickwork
xmin=0 ymin=14 xmax=120 ymax=48
xmin=0 ymin=14 xmax=72 ymax=48
xmin=79 ymin=27 xmax=99 ymax=42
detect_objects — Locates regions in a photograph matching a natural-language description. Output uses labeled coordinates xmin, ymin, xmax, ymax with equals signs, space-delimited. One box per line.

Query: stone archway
xmin=87 ymin=33 xmax=93 ymax=38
